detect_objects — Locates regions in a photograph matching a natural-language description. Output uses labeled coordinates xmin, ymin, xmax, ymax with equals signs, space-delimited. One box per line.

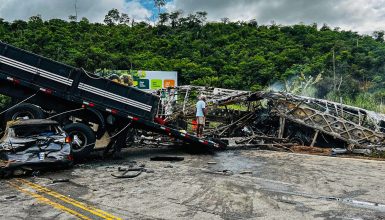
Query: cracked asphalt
xmin=1 ymin=147 xmax=385 ymax=219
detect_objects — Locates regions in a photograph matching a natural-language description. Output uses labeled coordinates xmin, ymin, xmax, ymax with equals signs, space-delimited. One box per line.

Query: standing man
xmin=196 ymin=95 xmax=206 ymax=137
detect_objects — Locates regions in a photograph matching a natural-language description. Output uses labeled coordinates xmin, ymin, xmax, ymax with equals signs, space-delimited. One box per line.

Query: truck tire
xmin=4 ymin=103 xmax=44 ymax=121
xmin=63 ymin=123 xmax=96 ymax=160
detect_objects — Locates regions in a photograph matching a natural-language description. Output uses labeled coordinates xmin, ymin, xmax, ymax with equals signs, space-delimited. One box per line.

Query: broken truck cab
xmin=0 ymin=119 xmax=73 ymax=177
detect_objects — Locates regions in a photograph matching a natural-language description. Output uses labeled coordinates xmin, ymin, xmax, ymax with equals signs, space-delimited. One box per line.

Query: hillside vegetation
xmin=1 ymin=10 xmax=385 ymax=111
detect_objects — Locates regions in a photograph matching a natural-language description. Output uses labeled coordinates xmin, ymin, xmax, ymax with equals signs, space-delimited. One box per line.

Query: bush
xmin=0 ymin=95 xmax=10 ymax=109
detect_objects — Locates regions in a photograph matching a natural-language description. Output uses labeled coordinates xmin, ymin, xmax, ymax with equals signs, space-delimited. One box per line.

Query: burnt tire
xmin=4 ymin=103 xmax=44 ymax=121
xmin=63 ymin=123 xmax=96 ymax=160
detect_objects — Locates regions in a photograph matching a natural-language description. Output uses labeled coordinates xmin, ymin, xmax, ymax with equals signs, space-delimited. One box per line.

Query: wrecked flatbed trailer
xmin=0 ymin=42 xmax=225 ymax=159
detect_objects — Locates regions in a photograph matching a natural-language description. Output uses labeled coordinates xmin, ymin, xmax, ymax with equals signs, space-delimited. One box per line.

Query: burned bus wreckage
xmin=158 ymin=85 xmax=385 ymax=155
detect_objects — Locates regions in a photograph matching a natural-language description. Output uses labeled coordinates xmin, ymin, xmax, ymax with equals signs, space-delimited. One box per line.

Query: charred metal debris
xmin=156 ymin=86 xmax=385 ymax=155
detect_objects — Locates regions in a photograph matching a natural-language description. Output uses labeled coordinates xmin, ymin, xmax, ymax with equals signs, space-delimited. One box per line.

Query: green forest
xmin=1 ymin=10 xmax=385 ymax=111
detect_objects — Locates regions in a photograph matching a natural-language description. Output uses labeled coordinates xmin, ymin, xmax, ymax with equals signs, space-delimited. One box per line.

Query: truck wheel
xmin=1 ymin=103 xmax=44 ymax=133
xmin=4 ymin=103 xmax=44 ymax=121
xmin=63 ymin=123 xmax=96 ymax=160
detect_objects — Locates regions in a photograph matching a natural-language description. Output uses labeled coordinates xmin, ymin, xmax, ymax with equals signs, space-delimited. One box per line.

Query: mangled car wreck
xmin=0 ymin=119 xmax=73 ymax=177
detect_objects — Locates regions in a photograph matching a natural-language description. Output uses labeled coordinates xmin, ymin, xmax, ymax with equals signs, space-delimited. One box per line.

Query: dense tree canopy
xmin=1 ymin=10 xmax=385 ymax=109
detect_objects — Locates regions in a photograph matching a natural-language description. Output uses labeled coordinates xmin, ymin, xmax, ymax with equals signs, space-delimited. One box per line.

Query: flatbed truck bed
xmin=0 ymin=41 xmax=225 ymax=158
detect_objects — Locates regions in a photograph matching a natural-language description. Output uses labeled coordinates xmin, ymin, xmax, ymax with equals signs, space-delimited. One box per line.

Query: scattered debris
xmin=150 ymin=156 xmax=184 ymax=161
xmin=118 ymin=167 xmax=129 ymax=171
xmin=13 ymin=170 xmax=26 ymax=176
xmin=112 ymin=163 xmax=154 ymax=178
xmin=202 ymin=169 xmax=233 ymax=176
xmin=5 ymin=195 xmax=17 ymax=200
xmin=52 ymin=179 xmax=70 ymax=183
xmin=164 ymin=165 xmax=174 ymax=168
xmin=112 ymin=167 xmax=145 ymax=179
xmin=332 ymin=148 xmax=348 ymax=155
xmin=32 ymin=171 xmax=40 ymax=177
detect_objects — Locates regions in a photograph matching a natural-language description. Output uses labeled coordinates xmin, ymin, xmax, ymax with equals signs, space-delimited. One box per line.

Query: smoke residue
xmin=267 ymin=74 xmax=322 ymax=98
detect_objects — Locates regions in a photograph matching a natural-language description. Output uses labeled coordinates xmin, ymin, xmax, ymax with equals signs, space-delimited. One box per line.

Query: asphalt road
xmin=1 ymin=148 xmax=385 ymax=220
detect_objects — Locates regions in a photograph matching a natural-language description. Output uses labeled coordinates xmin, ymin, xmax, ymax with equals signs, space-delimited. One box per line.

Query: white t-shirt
xmin=196 ymin=100 xmax=206 ymax=117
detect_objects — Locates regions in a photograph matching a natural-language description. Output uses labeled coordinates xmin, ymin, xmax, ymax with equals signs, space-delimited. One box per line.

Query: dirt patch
xmin=291 ymin=146 xmax=332 ymax=156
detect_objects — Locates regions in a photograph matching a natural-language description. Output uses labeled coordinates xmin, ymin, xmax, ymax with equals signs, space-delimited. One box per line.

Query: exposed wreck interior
xmin=0 ymin=120 xmax=72 ymax=176
xmin=153 ymin=85 xmax=385 ymax=155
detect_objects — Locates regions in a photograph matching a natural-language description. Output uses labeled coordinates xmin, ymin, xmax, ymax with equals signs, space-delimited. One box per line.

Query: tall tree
xmin=221 ymin=17 xmax=229 ymax=24
xmin=104 ymin=9 xmax=120 ymax=26
xmin=119 ymin=13 xmax=130 ymax=25
xmin=169 ymin=10 xmax=181 ymax=28
xmin=196 ymin=11 xmax=207 ymax=25
xmin=373 ymin=31 xmax=385 ymax=42
xmin=68 ymin=15 xmax=77 ymax=22
xmin=29 ymin=14 xmax=43 ymax=23
xmin=154 ymin=0 xmax=166 ymax=20
xmin=158 ymin=13 xmax=169 ymax=26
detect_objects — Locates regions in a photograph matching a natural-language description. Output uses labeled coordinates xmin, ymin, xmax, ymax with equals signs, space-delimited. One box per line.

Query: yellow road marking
xmin=7 ymin=181 xmax=91 ymax=220
xmin=16 ymin=178 xmax=121 ymax=220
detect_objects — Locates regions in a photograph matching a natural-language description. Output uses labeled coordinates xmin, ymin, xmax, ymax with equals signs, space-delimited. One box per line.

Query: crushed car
xmin=0 ymin=119 xmax=73 ymax=177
